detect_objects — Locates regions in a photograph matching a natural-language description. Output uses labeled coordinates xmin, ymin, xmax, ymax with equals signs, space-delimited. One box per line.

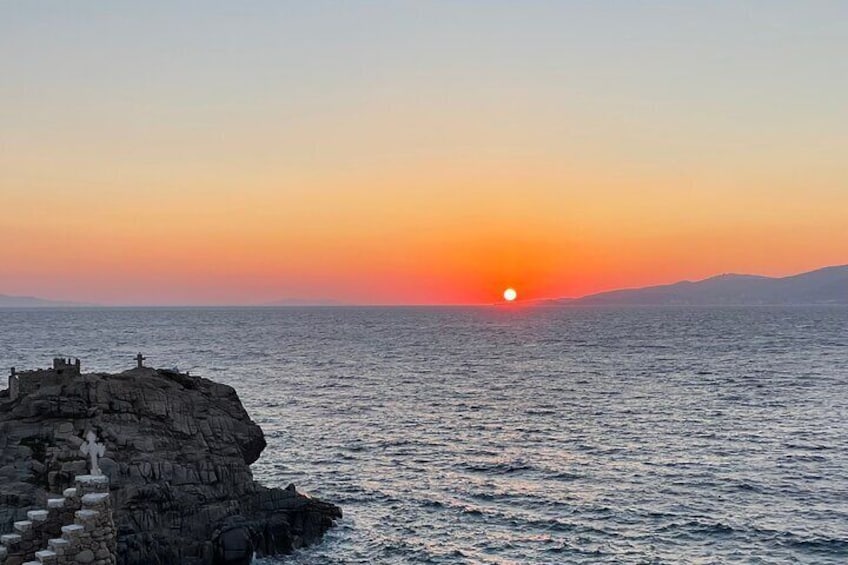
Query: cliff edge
xmin=0 ymin=360 xmax=341 ymax=565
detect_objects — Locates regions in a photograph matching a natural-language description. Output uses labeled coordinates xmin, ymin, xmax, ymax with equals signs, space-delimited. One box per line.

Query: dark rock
xmin=0 ymin=366 xmax=341 ymax=564
xmin=212 ymin=523 xmax=255 ymax=565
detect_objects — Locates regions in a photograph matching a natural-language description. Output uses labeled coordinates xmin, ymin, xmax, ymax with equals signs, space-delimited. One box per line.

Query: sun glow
xmin=503 ymin=288 xmax=517 ymax=302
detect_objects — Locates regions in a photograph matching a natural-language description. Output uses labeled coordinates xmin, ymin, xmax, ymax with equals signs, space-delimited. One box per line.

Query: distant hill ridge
xmin=0 ymin=294 xmax=90 ymax=308
xmin=561 ymin=264 xmax=848 ymax=306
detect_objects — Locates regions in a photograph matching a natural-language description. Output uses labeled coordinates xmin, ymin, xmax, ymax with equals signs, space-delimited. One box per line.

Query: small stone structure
xmin=0 ymin=429 xmax=116 ymax=565
xmin=0 ymin=464 xmax=116 ymax=565
xmin=8 ymin=359 xmax=80 ymax=402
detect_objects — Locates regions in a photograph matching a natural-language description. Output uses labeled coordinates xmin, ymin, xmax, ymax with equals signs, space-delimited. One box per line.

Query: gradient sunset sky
xmin=2 ymin=2 xmax=846 ymax=305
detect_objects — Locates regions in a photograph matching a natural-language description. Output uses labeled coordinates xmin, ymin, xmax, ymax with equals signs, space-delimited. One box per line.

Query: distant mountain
xmin=558 ymin=265 xmax=848 ymax=306
xmin=0 ymin=294 xmax=90 ymax=308
xmin=263 ymin=298 xmax=347 ymax=306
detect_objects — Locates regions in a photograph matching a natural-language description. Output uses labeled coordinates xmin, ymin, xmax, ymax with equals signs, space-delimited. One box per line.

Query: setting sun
xmin=503 ymin=288 xmax=517 ymax=302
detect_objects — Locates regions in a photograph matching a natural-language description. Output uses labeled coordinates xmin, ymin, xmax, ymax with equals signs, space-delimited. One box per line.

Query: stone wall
xmin=0 ymin=475 xmax=116 ymax=565
xmin=7 ymin=376 xmax=18 ymax=403
xmin=11 ymin=372 xmax=62 ymax=402
xmin=9 ymin=359 xmax=80 ymax=402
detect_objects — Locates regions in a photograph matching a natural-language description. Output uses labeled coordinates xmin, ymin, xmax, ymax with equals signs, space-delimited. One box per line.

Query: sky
xmin=1 ymin=1 xmax=846 ymax=305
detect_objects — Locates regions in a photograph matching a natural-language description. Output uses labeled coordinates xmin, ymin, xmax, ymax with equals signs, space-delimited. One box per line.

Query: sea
xmin=1 ymin=306 xmax=847 ymax=564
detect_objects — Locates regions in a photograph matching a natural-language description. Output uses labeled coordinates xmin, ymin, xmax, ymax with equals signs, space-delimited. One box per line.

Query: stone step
xmin=75 ymin=474 xmax=108 ymax=486
xmin=62 ymin=487 xmax=77 ymax=498
xmin=1 ymin=533 xmax=22 ymax=546
xmin=27 ymin=509 xmax=49 ymax=522
xmin=35 ymin=549 xmax=57 ymax=564
xmin=81 ymin=492 xmax=110 ymax=506
xmin=75 ymin=509 xmax=100 ymax=521
xmin=22 ymin=561 xmax=40 ymax=565
xmin=60 ymin=524 xmax=84 ymax=539
xmin=47 ymin=538 xmax=70 ymax=551
xmin=13 ymin=520 xmax=33 ymax=533
xmin=0 ymin=545 xmax=6 ymax=559
xmin=47 ymin=498 xmax=65 ymax=509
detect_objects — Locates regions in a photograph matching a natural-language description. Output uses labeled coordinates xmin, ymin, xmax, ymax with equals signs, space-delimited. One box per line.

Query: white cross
xmin=80 ymin=431 xmax=106 ymax=476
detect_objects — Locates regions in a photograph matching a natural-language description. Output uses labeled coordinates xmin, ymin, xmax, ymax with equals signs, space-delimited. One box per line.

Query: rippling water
xmin=2 ymin=306 xmax=847 ymax=563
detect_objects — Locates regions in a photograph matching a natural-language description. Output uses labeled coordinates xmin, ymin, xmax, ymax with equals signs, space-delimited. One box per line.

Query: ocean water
xmin=1 ymin=306 xmax=847 ymax=564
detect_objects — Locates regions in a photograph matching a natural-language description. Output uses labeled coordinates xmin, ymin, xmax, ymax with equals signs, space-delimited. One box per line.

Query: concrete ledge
xmin=27 ymin=509 xmax=49 ymax=521
xmin=13 ymin=520 xmax=32 ymax=533
xmin=48 ymin=538 xmax=70 ymax=550
xmin=75 ymin=474 xmax=108 ymax=485
xmin=47 ymin=498 xmax=66 ymax=509
xmin=61 ymin=524 xmax=84 ymax=536
xmin=81 ymin=492 xmax=110 ymax=506
xmin=75 ymin=509 xmax=100 ymax=521
xmin=1 ymin=533 xmax=22 ymax=545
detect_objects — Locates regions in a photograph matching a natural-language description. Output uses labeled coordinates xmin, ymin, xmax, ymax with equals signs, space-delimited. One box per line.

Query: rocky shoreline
xmin=0 ymin=358 xmax=341 ymax=564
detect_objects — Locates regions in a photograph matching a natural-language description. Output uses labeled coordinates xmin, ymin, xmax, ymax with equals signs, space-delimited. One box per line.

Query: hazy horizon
xmin=3 ymin=262 xmax=845 ymax=307
xmin=3 ymin=2 xmax=847 ymax=305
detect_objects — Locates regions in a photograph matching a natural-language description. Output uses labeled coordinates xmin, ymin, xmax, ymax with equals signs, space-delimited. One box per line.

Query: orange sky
xmin=1 ymin=3 xmax=846 ymax=305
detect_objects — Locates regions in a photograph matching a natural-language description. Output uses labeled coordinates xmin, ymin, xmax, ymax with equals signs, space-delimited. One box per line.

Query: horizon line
xmin=2 ymin=262 xmax=845 ymax=308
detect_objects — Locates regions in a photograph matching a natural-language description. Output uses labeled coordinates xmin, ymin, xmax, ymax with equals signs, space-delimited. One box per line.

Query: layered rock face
xmin=0 ymin=366 xmax=341 ymax=564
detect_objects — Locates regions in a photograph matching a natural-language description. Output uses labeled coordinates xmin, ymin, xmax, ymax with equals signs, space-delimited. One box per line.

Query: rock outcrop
xmin=0 ymin=363 xmax=341 ymax=564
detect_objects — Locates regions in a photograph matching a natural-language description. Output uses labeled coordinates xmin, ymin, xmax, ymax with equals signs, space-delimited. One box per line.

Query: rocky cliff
xmin=0 ymin=364 xmax=341 ymax=564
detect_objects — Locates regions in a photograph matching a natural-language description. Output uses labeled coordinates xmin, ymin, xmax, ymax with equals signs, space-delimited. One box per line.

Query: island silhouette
xmin=551 ymin=264 xmax=848 ymax=306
